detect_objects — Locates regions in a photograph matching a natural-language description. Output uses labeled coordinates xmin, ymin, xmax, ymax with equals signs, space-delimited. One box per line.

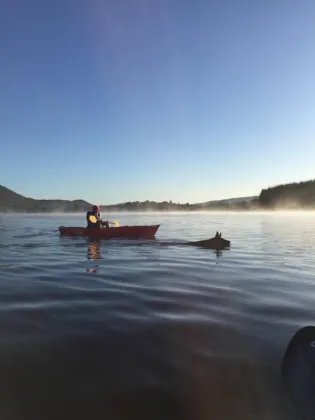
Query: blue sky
xmin=1 ymin=0 xmax=315 ymax=204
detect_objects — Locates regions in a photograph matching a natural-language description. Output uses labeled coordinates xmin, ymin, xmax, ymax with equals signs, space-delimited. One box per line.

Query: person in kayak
xmin=86 ymin=205 xmax=109 ymax=228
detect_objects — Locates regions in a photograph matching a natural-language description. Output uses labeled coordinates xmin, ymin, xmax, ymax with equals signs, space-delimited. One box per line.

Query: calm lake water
xmin=0 ymin=212 xmax=315 ymax=420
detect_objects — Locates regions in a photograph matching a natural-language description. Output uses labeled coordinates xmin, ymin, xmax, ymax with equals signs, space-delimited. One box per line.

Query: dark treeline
xmin=259 ymin=179 xmax=315 ymax=209
xmin=101 ymin=199 xmax=259 ymax=212
xmin=102 ymin=200 xmax=193 ymax=212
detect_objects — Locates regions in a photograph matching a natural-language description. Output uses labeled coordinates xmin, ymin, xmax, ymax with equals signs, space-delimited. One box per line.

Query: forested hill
xmin=0 ymin=185 xmax=91 ymax=213
xmin=259 ymin=179 xmax=315 ymax=208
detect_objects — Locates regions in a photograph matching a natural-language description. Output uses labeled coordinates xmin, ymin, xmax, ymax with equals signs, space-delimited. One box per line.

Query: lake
xmin=0 ymin=212 xmax=314 ymax=420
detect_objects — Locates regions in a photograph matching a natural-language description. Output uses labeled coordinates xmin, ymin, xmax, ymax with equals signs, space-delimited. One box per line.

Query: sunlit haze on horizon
xmin=1 ymin=0 xmax=315 ymax=205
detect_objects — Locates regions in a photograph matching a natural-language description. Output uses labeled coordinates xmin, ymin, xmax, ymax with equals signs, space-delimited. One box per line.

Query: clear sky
xmin=1 ymin=0 xmax=315 ymax=204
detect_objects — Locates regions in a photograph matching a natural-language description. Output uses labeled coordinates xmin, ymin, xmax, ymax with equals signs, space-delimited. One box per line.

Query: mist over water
xmin=0 ymin=212 xmax=314 ymax=419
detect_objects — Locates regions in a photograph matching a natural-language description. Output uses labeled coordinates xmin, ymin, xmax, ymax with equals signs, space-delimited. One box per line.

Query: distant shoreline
xmin=2 ymin=208 xmax=315 ymax=215
xmin=2 ymin=178 xmax=315 ymax=213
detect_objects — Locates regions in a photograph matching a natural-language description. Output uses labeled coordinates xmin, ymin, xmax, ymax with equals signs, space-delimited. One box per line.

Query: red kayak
xmin=58 ymin=225 xmax=160 ymax=239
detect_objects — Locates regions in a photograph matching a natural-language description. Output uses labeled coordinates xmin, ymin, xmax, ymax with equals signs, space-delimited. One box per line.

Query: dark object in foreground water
xmin=186 ymin=231 xmax=231 ymax=250
xmin=281 ymin=326 xmax=315 ymax=420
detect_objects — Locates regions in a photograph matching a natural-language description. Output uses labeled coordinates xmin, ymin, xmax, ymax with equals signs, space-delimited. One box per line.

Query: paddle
xmin=89 ymin=215 xmax=119 ymax=227
xmin=281 ymin=326 xmax=315 ymax=420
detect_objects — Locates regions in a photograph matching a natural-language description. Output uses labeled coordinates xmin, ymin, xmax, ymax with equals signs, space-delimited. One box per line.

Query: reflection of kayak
xmin=58 ymin=225 xmax=160 ymax=239
xmin=59 ymin=228 xmax=231 ymax=250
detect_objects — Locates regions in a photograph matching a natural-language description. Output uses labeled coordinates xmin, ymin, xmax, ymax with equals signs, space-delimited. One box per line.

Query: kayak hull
xmin=58 ymin=225 xmax=160 ymax=239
